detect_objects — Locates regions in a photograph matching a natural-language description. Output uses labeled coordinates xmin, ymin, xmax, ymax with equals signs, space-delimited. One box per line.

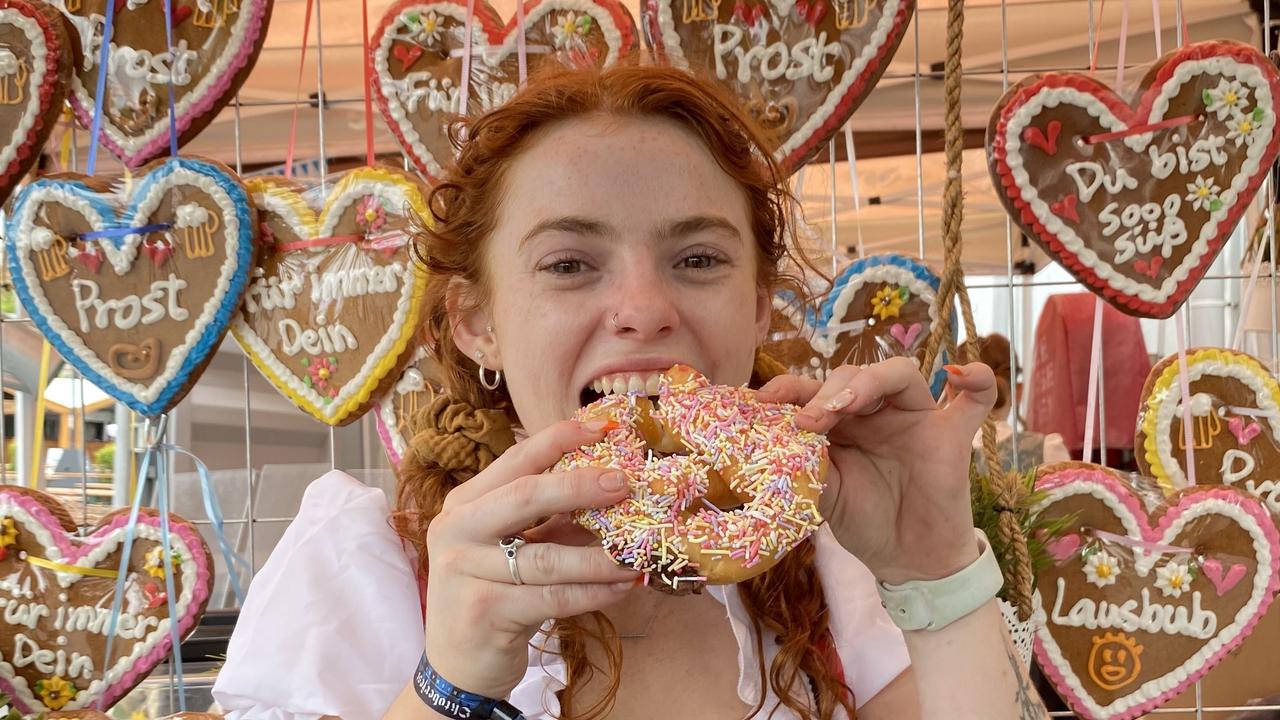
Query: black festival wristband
xmin=413 ymin=652 xmax=526 ymax=720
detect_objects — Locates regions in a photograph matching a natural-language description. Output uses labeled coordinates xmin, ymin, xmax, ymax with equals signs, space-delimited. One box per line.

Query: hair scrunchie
xmin=404 ymin=394 xmax=516 ymax=479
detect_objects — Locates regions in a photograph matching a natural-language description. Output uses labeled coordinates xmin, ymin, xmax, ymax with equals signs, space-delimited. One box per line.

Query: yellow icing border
xmin=233 ymin=167 xmax=432 ymax=426
xmin=1140 ymin=347 xmax=1280 ymax=493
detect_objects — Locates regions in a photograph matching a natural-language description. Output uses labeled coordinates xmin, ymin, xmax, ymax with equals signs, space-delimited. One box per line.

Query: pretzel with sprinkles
xmin=557 ymin=365 xmax=830 ymax=594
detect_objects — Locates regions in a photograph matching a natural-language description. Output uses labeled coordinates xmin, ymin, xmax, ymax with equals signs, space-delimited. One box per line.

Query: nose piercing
xmin=611 ymin=313 xmax=621 ymax=331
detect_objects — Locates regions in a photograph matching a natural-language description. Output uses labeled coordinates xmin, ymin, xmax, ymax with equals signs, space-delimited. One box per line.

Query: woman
xmin=215 ymin=65 xmax=1049 ymax=720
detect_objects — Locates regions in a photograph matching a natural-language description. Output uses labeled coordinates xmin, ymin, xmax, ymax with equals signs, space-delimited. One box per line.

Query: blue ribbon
xmin=78 ymin=223 xmax=173 ymax=241
xmin=100 ymin=440 xmax=250 ymax=711
xmin=162 ymin=0 xmax=179 ymax=159
xmin=85 ymin=0 xmax=118 ymax=177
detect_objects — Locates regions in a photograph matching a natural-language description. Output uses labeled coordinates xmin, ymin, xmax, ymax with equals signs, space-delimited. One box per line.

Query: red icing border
xmin=988 ymin=40 xmax=1280 ymax=319
xmin=0 ymin=0 xmax=69 ymax=204
xmin=1032 ymin=466 xmax=1280 ymax=720
xmin=0 ymin=491 xmax=213 ymax=713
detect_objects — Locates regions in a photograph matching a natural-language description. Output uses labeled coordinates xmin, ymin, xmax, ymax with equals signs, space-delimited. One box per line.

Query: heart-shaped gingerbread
xmin=231 ymin=168 xmax=431 ymax=426
xmin=0 ymin=0 xmax=75 ymax=204
xmin=5 ymin=156 xmax=257 ymax=417
xmin=375 ymin=344 xmax=444 ymax=468
xmin=49 ymin=0 xmax=273 ymax=167
xmin=372 ymin=0 xmax=638 ymax=183
xmin=1032 ymin=463 xmax=1280 ymax=720
xmin=644 ymin=0 xmax=913 ymax=174
xmin=0 ymin=486 xmax=212 ymax=713
xmin=987 ymin=40 xmax=1280 ymax=319
xmin=761 ymin=254 xmax=951 ymax=394
xmin=1135 ymin=347 xmax=1280 ymax=520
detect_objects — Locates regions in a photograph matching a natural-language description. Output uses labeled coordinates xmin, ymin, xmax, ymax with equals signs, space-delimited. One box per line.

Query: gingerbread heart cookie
xmin=1032 ymin=464 xmax=1280 ymax=720
xmin=1135 ymin=347 xmax=1280 ymax=520
xmin=987 ymin=41 xmax=1280 ymax=318
xmin=645 ymin=0 xmax=913 ymax=174
xmin=372 ymin=0 xmax=638 ymax=182
xmin=49 ymin=0 xmax=273 ymax=167
xmin=375 ymin=344 xmax=444 ymax=468
xmin=0 ymin=0 xmax=74 ymax=205
xmin=6 ymin=157 xmax=257 ymax=417
xmin=0 ymin=486 xmax=212 ymax=713
xmin=231 ymin=168 xmax=431 ymax=426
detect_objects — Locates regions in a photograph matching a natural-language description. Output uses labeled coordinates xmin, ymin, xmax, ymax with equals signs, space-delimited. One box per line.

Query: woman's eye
xmin=547 ymin=259 xmax=583 ymax=274
xmin=680 ymin=254 xmax=717 ymax=269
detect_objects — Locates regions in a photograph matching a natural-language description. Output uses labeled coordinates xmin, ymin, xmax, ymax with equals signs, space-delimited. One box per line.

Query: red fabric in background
xmin=1026 ymin=293 xmax=1152 ymax=454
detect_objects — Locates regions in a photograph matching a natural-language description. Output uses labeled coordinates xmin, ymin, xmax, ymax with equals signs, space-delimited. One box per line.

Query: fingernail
xmin=581 ymin=419 xmax=620 ymax=433
xmin=824 ymin=388 xmax=856 ymax=412
xmin=944 ymin=364 xmax=966 ymax=377
xmin=599 ymin=471 xmax=628 ymax=491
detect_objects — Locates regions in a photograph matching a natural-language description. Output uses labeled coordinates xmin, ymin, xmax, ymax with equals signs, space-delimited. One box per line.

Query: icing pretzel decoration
xmin=1135 ymin=347 xmax=1280 ymax=523
xmin=371 ymin=0 xmax=639 ymax=183
xmin=5 ymin=157 xmax=257 ymax=417
xmin=232 ymin=168 xmax=431 ymax=426
xmin=0 ymin=0 xmax=75 ymax=205
xmin=987 ymin=40 xmax=1280 ymax=318
xmin=1032 ymin=463 xmax=1280 ymax=720
xmin=48 ymin=0 xmax=273 ymax=167
xmin=644 ymin=0 xmax=914 ymax=174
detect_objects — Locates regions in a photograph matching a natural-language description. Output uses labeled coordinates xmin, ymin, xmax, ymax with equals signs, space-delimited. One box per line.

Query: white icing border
xmin=654 ymin=0 xmax=904 ymax=161
xmin=814 ymin=264 xmax=939 ymax=369
xmin=1032 ymin=481 xmax=1276 ymax=717
xmin=11 ymin=167 xmax=243 ymax=405
xmin=375 ymin=0 xmax=626 ymax=179
xmin=1001 ymin=58 xmax=1275 ymax=304
xmin=0 ymin=496 xmax=199 ymax=710
xmin=0 ymin=9 xmax=49 ymax=182
xmin=377 ymin=344 xmax=430 ymax=459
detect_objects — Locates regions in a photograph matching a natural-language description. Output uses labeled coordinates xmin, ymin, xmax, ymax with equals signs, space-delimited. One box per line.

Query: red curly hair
xmin=394 ymin=62 xmax=853 ymax=719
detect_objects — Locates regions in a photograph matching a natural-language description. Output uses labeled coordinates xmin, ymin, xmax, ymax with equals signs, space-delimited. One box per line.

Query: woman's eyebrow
xmin=520 ymin=216 xmax=612 ymax=248
xmin=656 ymin=215 xmax=742 ymax=243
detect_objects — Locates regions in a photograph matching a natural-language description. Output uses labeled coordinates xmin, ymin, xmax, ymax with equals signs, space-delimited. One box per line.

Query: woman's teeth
xmin=590 ymin=373 xmax=663 ymax=396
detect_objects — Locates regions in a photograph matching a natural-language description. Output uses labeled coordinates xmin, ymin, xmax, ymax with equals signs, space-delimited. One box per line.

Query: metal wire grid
xmin=0 ymin=0 xmax=1272 ymax=717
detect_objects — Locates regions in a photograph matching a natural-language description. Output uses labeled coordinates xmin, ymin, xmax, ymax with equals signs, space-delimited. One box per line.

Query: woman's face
xmin=455 ymin=114 xmax=771 ymax=433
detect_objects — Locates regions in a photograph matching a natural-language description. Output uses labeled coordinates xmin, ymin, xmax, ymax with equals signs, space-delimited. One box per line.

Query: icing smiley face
xmin=49 ymin=0 xmax=273 ymax=167
xmin=0 ymin=0 xmax=74 ymax=205
xmin=987 ymin=40 xmax=1280 ymax=318
xmin=1135 ymin=347 xmax=1280 ymax=522
xmin=1031 ymin=464 xmax=1280 ymax=720
xmin=644 ymin=0 xmax=914 ymax=174
xmin=371 ymin=0 xmax=638 ymax=183
xmin=5 ymin=157 xmax=256 ymax=417
xmin=0 ymin=486 xmax=212 ymax=713
xmin=231 ymin=168 xmax=432 ymax=426
xmin=759 ymin=254 xmax=952 ymax=395
xmin=1088 ymin=632 xmax=1144 ymax=691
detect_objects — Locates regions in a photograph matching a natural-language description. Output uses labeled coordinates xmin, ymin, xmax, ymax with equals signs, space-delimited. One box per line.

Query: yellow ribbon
xmin=24 ymin=554 xmax=119 ymax=579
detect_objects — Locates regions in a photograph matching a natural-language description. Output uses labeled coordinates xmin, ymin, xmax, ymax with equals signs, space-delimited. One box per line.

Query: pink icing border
xmin=1032 ymin=466 xmax=1280 ymax=720
xmin=67 ymin=0 xmax=271 ymax=167
xmin=375 ymin=409 xmax=403 ymax=469
xmin=0 ymin=492 xmax=213 ymax=712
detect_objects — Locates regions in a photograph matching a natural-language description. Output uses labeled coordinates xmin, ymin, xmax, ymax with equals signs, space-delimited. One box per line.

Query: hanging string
xmin=1233 ymin=240 xmax=1267 ymax=351
xmin=828 ymin=139 xmax=837 ymax=277
xmin=516 ymin=0 xmax=528 ymax=85
xmin=1151 ymin=0 xmax=1162 ymax=57
xmin=161 ymin=0 xmax=179 ymax=159
xmin=283 ymin=0 xmax=316 ymax=177
xmin=458 ymin=0 xmax=477 ymax=128
xmin=1089 ymin=0 xmax=1106 ymax=75
xmin=842 ymin=123 xmax=866 ymax=258
xmin=361 ymin=0 xmax=376 ymax=165
xmin=85 ymin=0 xmax=121 ymax=177
xmin=1080 ymin=299 xmax=1106 ymax=464
xmin=1175 ymin=309 xmax=1198 ymax=485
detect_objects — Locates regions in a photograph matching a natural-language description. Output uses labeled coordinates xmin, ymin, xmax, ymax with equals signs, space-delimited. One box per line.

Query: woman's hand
xmin=756 ymin=358 xmax=997 ymax=585
xmin=422 ymin=420 xmax=640 ymax=699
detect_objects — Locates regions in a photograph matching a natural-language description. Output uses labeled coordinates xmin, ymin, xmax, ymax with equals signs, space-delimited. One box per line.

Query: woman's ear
xmin=447 ymin=276 xmax=501 ymax=369
xmin=755 ymin=287 xmax=772 ymax=346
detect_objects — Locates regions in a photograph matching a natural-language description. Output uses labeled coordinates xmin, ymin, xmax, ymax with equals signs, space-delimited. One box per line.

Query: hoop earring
xmin=475 ymin=351 xmax=502 ymax=391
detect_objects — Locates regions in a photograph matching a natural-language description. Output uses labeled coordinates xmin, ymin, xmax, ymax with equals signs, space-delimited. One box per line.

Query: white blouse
xmin=213 ymin=471 xmax=910 ymax=720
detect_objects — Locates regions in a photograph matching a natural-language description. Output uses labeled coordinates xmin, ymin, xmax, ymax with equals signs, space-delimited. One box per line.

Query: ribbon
xmin=85 ymin=0 xmax=121 ymax=177
xmin=1151 ymin=0 xmax=1162 ymax=57
xmin=1233 ymin=240 xmax=1268 ymax=351
xmin=162 ymin=0 xmax=179 ymax=159
xmin=843 ymin=123 xmax=866 ymax=258
xmin=1175 ymin=308 xmax=1198 ymax=485
xmin=24 ymin=555 xmax=119 ymax=578
xmin=1088 ymin=0 xmax=1106 ymax=75
xmin=458 ymin=0 xmax=477 ymax=127
xmin=361 ymin=0 xmax=376 ymax=166
xmin=79 ymin=223 xmax=173 ymax=241
xmin=283 ymin=0 xmax=316 ymax=178
xmin=516 ymin=0 xmax=527 ymax=85
xmin=1084 ymin=114 xmax=1195 ymax=145
xmin=1115 ymin=0 xmax=1129 ymax=89
xmin=1081 ymin=298 xmax=1105 ymax=465
xmin=1093 ymin=528 xmax=1194 ymax=556
xmin=276 ymin=232 xmax=410 ymax=254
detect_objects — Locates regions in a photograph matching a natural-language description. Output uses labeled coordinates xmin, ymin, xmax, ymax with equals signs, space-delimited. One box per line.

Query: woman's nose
xmin=610 ymin=270 xmax=679 ymax=340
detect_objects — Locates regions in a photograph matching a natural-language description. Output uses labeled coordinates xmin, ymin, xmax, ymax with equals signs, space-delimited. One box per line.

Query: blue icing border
xmin=819 ymin=253 xmax=957 ymax=398
xmin=5 ymin=157 xmax=255 ymax=418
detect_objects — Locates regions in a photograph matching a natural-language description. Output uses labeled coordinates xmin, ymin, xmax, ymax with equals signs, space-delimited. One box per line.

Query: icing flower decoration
xmin=356 ymin=196 xmax=386 ymax=234
xmin=1226 ymin=108 xmax=1265 ymax=148
xmin=1184 ymin=176 xmax=1222 ymax=212
xmin=34 ymin=676 xmax=74 ymax=710
xmin=1155 ymin=560 xmax=1194 ymax=598
xmin=551 ymin=12 xmax=594 ymax=48
xmin=143 ymin=545 xmax=182 ymax=579
xmin=305 ymin=357 xmax=340 ymax=399
xmin=409 ymin=11 xmax=443 ymax=46
xmin=1203 ymin=79 xmax=1251 ymax=120
xmin=1083 ymin=549 xmax=1120 ymax=588
xmin=870 ymin=286 xmax=907 ymax=321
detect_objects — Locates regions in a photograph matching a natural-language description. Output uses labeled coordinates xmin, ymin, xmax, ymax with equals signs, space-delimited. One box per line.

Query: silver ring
xmin=611 ymin=312 xmax=621 ymax=331
xmin=500 ymin=535 xmax=527 ymax=585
